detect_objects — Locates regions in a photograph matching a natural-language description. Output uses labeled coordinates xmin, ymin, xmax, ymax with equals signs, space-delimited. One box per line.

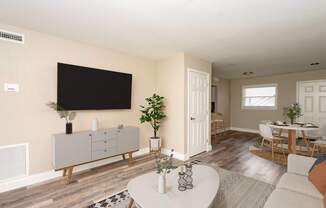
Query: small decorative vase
xmin=178 ymin=171 xmax=187 ymax=191
xmin=66 ymin=122 xmax=72 ymax=134
xmin=91 ymin=118 xmax=98 ymax=131
xmin=158 ymin=173 xmax=166 ymax=194
xmin=185 ymin=163 xmax=193 ymax=189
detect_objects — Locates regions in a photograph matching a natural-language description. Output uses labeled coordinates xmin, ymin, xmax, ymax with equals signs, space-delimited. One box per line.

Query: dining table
xmin=268 ymin=124 xmax=319 ymax=154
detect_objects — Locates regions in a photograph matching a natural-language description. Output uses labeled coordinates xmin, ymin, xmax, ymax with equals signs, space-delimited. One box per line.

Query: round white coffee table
xmin=127 ymin=165 xmax=220 ymax=208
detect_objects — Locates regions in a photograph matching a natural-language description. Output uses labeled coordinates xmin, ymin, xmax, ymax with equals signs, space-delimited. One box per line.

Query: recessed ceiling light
xmin=310 ymin=62 xmax=320 ymax=66
xmin=243 ymin=72 xmax=254 ymax=76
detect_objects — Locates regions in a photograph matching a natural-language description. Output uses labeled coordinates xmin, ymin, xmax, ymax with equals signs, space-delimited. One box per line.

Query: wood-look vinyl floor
xmin=0 ymin=130 xmax=286 ymax=208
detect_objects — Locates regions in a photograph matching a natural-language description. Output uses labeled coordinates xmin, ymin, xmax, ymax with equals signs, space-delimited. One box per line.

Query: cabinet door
xmin=53 ymin=132 xmax=91 ymax=170
xmin=118 ymin=127 xmax=139 ymax=153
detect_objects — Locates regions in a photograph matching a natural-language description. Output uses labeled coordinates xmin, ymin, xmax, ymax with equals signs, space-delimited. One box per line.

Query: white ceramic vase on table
xmin=158 ymin=173 xmax=166 ymax=194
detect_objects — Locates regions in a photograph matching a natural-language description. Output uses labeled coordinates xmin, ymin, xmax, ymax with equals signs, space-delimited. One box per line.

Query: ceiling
xmin=0 ymin=0 xmax=325 ymax=79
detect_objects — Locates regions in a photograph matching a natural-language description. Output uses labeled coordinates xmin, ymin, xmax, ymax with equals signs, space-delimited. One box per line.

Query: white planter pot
xmin=158 ymin=173 xmax=166 ymax=194
xmin=150 ymin=137 xmax=161 ymax=151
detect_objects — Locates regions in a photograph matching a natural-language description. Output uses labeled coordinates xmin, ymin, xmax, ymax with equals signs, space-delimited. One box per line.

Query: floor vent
xmin=0 ymin=29 xmax=24 ymax=44
xmin=0 ymin=144 xmax=28 ymax=181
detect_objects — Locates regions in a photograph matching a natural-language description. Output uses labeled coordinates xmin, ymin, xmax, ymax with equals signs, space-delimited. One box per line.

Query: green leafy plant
xmin=155 ymin=149 xmax=176 ymax=174
xmin=140 ymin=94 xmax=166 ymax=138
xmin=47 ymin=102 xmax=76 ymax=123
xmin=284 ymin=103 xmax=302 ymax=124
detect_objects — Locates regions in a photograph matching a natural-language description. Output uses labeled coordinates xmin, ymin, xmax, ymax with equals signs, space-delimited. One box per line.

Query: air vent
xmin=0 ymin=143 xmax=28 ymax=181
xmin=0 ymin=29 xmax=24 ymax=44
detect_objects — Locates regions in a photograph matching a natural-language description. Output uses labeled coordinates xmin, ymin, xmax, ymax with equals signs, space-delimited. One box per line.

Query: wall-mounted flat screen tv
xmin=57 ymin=63 xmax=132 ymax=110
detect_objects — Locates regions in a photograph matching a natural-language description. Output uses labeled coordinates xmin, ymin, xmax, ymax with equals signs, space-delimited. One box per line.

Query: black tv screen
xmin=57 ymin=63 xmax=132 ymax=110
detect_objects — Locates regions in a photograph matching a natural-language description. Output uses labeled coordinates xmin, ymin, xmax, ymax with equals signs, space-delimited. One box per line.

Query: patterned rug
xmin=89 ymin=161 xmax=274 ymax=208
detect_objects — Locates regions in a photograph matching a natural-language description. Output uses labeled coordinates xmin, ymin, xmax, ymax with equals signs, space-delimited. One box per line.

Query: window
xmin=242 ymin=84 xmax=277 ymax=110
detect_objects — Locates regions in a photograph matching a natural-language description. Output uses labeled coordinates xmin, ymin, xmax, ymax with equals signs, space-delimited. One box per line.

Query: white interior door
xmin=188 ymin=69 xmax=209 ymax=157
xmin=298 ymin=80 xmax=326 ymax=137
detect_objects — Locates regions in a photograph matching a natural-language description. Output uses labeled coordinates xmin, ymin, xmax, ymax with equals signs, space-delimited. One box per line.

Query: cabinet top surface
xmin=53 ymin=126 xmax=138 ymax=136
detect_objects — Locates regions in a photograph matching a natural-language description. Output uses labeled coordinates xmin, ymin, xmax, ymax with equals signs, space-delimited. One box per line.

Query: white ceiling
xmin=0 ymin=0 xmax=325 ymax=79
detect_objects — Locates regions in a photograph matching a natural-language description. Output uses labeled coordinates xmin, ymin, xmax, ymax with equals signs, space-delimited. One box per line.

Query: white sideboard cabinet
xmin=52 ymin=126 xmax=139 ymax=183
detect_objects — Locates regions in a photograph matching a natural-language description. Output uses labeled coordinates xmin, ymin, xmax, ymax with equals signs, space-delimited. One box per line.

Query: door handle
xmin=190 ymin=117 xmax=196 ymax=120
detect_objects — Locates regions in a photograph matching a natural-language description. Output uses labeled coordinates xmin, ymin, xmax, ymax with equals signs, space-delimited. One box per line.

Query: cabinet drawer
xmin=107 ymin=129 xmax=118 ymax=139
xmin=91 ymin=130 xmax=107 ymax=142
xmin=92 ymin=140 xmax=107 ymax=151
xmin=107 ymin=139 xmax=117 ymax=148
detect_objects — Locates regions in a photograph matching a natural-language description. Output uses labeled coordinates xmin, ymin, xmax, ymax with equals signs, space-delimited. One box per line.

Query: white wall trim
xmin=161 ymin=148 xmax=187 ymax=161
xmin=206 ymin=144 xmax=213 ymax=152
xmin=230 ymin=127 xmax=260 ymax=134
xmin=0 ymin=147 xmax=149 ymax=193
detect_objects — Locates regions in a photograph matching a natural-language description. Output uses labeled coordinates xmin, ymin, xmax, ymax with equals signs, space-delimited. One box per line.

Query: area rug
xmin=89 ymin=163 xmax=274 ymax=208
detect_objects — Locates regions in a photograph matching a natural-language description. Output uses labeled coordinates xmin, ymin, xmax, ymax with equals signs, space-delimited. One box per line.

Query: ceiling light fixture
xmin=242 ymin=72 xmax=254 ymax=76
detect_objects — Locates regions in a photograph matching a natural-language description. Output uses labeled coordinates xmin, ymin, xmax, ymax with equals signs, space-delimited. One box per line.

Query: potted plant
xmin=140 ymin=94 xmax=166 ymax=152
xmin=284 ymin=103 xmax=302 ymax=124
xmin=47 ymin=102 xmax=76 ymax=134
xmin=155 ymin=149 xmax=176 ymax=194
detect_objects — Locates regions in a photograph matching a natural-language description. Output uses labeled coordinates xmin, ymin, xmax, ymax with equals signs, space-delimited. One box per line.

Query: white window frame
xmin=241 ymin=83 xmax=278 ymax=110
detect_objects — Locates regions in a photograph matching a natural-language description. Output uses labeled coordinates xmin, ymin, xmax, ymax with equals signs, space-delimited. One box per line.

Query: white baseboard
xmin=230 ymin=127 xmax=260 ymax=134
xmin=218 ymin=128 xmax=230 ymax=133
xmin=161 ymin=148 xmax=187 ymax=161
xmin=206 ymin=144 xmax=213 ymax=151
xmin=0 ymin=147 xmax=149 ymax=193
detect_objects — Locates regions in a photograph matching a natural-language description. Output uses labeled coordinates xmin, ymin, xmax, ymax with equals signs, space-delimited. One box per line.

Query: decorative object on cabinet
xmin=47 ymin=102 xmax=76 ymax=134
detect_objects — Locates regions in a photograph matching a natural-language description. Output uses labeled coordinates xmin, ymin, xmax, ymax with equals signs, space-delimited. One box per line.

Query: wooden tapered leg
xmin=261 ymin=138 xmax=265 ymax=148
xmin=278 ymin=129 xmax=283 ymax=137
xmin=301 ymin=130 xmax=311 ymax=152
xmin=288 ymin=130 xmax=297 ymax=154
xmin=128 ymin=198 xmax=134 ymax=208
xmin=65 ymin=167 xmax=74 ymax=184
xmin=311 ymin=144 xmax=316 ymax=157
xmin=128 ymin=152 xmax=133 ymax=165
xmin=62 ymin=168 xmax=67 ymax=177
xmin=156 ymin=147 xmax=161 ymax=158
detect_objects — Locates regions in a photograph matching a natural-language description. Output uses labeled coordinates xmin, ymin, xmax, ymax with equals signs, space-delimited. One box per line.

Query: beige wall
xmin=230 ymin=70 xmax=326 ymax=130
xmin=213 ymin=78 xmax=230 ymax=128
xmin=0 ymin=23 xmax=157 ymax=174
xmin=156 ymin=53 xmax=212 ymax=154
xmin=156 ymin=53 xmax=185 ymax=154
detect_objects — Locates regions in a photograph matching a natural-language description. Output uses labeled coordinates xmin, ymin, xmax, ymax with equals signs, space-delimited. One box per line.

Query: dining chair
xmin=259 ymin=124 xmax=286 ymax=161
xmin=302 ymin=128 xmax=326 ymax=156
xmin=211 ymin=112 xmax=225 ymax=135
xmin=310 ymin=140 xmax=326 ymax=157
xmin=260 ymin=120 xmax=288 ymax=138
